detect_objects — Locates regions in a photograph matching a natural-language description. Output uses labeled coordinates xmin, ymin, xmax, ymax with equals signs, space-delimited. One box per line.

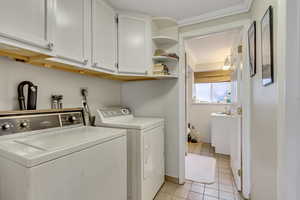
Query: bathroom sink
xmin=212 ymin=112 xmax=231 ymax=116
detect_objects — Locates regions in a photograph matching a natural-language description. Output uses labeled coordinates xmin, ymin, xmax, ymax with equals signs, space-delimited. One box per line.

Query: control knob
xmin=1 ymin=124 xmax=11 ymax=130
xmin=69 ymin=116 xmax=77 ymax=123
xmin=20 ymin=122 xmax=29 ymax=128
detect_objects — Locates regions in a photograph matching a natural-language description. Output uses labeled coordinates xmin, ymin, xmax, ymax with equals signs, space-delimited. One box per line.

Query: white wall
xmin=0 ymin=57 xmax=121 ymax=113
xmin=121 ymin=79 xmax=180 ymax=178
xmin=188 ymin=104 xmax=227 ymax=143
xmin=186 ymin=70 xmax=227 ymax=143
xmin=277 ymin=0 xmax=300 ymax=200
xmin=250 ymin=0 xmax=278 ymax=199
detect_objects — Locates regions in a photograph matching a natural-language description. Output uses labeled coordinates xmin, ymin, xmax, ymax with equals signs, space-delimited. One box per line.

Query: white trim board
xmin=178 ymin=0 xmax=253 ymax=27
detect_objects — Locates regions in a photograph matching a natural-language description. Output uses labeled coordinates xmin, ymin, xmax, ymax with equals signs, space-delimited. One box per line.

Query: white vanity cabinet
xmin=91 ymin=0 xmax=117 ymax=72
xmin=118 ymin=14 xmax=151 ymax=75
xmin=211 ymin=113 xmax=234 ymax=155
xmin=49 ymin=0 xmax=90 ymax=67
xmin=0 ymin=0 xmax=54 ymax=54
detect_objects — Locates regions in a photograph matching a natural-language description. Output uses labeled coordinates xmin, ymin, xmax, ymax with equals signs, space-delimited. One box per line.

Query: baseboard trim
xmin=165 ymin=175 xmax=180 ymax=184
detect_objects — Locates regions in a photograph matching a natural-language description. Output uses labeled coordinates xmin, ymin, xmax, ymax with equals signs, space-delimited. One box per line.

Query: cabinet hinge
xmin=238 ymin=169 xmax=242 ymax=177
xmin=238 ymin=45 xmax=243 ymax=54
xmin=237 ymin=107 xmax=243 ymax=115
xmin=115 ymin=16 xmax=119 ymax=24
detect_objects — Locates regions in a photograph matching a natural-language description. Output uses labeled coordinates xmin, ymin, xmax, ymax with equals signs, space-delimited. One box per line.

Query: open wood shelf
xmin=149 ymin=74 xmax=178 ymax=79
xmin=0 ymin=43 xmax=50 ymax=63
xmin=30 ymin=59 xmax=176 ymax=81
xmin=0 ymin=45 xmax=178 ymax=82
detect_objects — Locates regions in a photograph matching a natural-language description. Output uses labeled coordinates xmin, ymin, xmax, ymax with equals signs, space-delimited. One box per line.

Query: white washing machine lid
xmin=0 ymin=126 xmax=126 ymax=167
xmin=96 ymin=117 xmax=164 ymax=130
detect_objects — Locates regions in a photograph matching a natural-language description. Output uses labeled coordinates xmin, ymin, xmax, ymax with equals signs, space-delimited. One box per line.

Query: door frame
xmin=178 ymin=19 xmax=252 ymax=198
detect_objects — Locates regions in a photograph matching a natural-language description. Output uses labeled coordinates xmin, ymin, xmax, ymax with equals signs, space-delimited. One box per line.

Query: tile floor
xmin=155 ymin=143 xmax=243 ymax=200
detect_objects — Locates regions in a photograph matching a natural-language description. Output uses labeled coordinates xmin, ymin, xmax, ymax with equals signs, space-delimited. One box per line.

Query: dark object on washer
xmin=18 ymin=81 xmax=38 ymax=110
xmin=188 ymin=134 xmax=192 ymax=142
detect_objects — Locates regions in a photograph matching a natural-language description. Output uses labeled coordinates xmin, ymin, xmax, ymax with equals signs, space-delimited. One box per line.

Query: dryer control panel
xmin=98 ymin=107 xmax=132 ymax=118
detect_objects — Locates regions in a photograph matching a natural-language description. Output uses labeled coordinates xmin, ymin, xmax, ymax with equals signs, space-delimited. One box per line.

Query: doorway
xmin=178 ymin=20 xmax=252 ymax=199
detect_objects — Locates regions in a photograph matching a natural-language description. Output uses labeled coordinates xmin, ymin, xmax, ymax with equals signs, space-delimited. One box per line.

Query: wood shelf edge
xmin=0 ymin=47 xmax=178 ymax=81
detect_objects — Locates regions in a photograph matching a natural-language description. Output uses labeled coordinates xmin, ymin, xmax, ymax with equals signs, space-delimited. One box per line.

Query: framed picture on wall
xmin=261 ymin=6 xmax=274 ymax=86
xmin=248 ymin=21 xmax=256 ymax=77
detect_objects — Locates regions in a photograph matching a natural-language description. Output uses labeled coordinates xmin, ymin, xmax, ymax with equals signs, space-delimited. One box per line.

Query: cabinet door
xmin=54 ymin=0 xmax=88 ymax=65
xmin=91 ymin=0 xmax=117 ymax=72
xmin=118 ymin=15 xmax=149 ymax=74
xmin=0 ymin=0 xmax=53 ymax=50
xmin=211 ymin=116 xmax=230 ymax=155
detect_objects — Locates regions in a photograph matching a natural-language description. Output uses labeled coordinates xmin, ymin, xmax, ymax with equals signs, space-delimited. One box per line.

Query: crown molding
xmin=244 ymin=0 xmax=254 ymax=11
xmin=178 ymin=0 xmax=253 ymax=27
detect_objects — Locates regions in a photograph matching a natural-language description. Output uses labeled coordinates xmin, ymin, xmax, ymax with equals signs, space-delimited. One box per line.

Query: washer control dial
xmin=20 ymin=122 xmax=29 ymax=128
xmin=1 ymin=123 xmax=11 ymax=130
xmin=121 ymin=108 xmax=130 ymax=115
xmin=69 ymin=116 xmax=77 ymax=123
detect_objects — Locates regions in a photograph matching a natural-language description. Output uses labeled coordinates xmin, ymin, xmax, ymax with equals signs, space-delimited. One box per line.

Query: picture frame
xmin=248 ymin=21 xmax=256 ymax=77
xmin=261 ymin=6 xmax=274 ymax=86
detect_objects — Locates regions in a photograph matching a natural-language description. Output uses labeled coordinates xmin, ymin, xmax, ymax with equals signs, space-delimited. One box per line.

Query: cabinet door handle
xmin=47 ymin=42 xmax=54 ymax=50
xmin=83 ymin=59 xmax=88 ymax=65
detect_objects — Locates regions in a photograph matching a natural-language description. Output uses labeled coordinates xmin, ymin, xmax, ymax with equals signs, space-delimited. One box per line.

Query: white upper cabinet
xmin=118 ymin=14 xmax=150 ymax=75
xmin=52 ymin=0 xmax=89 ymax=66
xmin=91 ymin=0 xmax=117 ymax=72
xmin=0 ymin=0 xmax=54 ymax=53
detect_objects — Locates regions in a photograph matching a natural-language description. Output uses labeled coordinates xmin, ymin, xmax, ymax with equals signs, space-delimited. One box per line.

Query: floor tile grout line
xmin=218 ymin=157 xmax=221 ymax=200
xmin=202 ymin=184 xmax=206 ymax=200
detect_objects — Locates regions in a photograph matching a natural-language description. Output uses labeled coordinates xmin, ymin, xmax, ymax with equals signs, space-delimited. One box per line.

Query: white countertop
xmin=211 ymin=113 xmax=240 ymax=118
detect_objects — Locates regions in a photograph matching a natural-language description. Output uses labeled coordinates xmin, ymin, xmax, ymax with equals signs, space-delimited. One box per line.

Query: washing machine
xmin=0 ymin=108 xmax=127 ymax=200
xmin=95 ymin=107 xmax=165 ymax=200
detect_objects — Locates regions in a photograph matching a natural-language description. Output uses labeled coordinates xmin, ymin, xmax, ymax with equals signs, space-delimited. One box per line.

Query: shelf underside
xmin=152 ymin=36 xmax=178 ymax=46
xmin=152 ymin=17 xmax=178 ymax=29
xmin=0 ymin=46 xmax=177 ymax=82
xmin=152 ymin=56 xmax=179 ymax=62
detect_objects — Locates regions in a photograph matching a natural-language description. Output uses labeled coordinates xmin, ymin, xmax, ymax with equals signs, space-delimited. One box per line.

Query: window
xmin=193 ymin=82 xmax=232 ymax=104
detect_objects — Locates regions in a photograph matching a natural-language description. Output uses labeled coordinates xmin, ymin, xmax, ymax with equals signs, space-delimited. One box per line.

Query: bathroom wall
xmin=189 ymin=104 xmax=226 ymax=143
xmin=186 ymin=70 xmax=227 ymax=143
xmin=250 ymin=0 xmax=278 ymax=199
xmin=0 ymin=57 xmax=121 ymax=113
xmin=188 ymin=104 xmax=228 ymax=143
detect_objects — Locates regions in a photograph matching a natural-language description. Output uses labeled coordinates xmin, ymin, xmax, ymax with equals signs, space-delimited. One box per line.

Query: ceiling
xmin=106 ymin=0 xmax=252 ymax=26
xmin=185 ymin=29 xmax=241 ymax=71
